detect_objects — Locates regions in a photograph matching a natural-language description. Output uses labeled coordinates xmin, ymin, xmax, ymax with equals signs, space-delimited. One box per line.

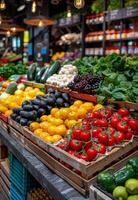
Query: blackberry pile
xmin=68 ymin=74 xmax=104 ymax=94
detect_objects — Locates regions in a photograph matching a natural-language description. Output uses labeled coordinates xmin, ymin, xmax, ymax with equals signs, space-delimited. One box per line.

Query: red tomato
xmin=97 ymin=132 xmax=109 ymax=145
xmin=93 ymin=143 xmax=106 ymax=154
xmin=118 ymin=108 xmax=129 ymax=117
xmin=82 ymin=120 xmax=89 ymax=126
xmin=57 ymin=139 xmax=69 ymax=150
xmin=133 ymin=129 xmax=138 ymax=136
xmin=67 ymin=150 xmax=76 ymax=156
xmin=98 ymin=119 xmax=108 ymax=127
xmin=69 ymin=140 xmax=83 ymax=151
xmin=116 ymin=121 xmax=128 ymax=133
xmin=100 ymin=108 xmax=113 ymax=118
xmin=125 ymin=131 xmax=133 ymax=140
xmin=123 ymin=116 xmax=129 ymax=122
xmin=85 ymin=141 xmax=93 ymax=151
xmin=80 ymin=131 xmax=91 ymax=142
xmin=78 ymin=153 xmax=88 ymax=161
xmin=86 ymin=112 xmax=94 ymax=121
xmin=107 ymin=126 xmax=115 ymax=135
xmin=92 ymin=128 xmax=102 ymax=138
xmin=113 ymin=132 xmax=125 ymax=144
xmin=111 ymin=116 xmax=120 ymax=128
xmin=128 ymin=119 xmax=138 ymax=130
xmin=86 ymin=148 xmax=97 ymax=161
xmin=72 ymin=129 xmax=81 ymax=140
xmin=108 ymin=137 xmax=116 ymax=146
xmin=93 ymin=111 xmax=102 ymax=118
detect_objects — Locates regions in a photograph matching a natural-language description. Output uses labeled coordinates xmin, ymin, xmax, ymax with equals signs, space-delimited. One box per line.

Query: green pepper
xmin=114 ymin=165 xmax=135 ymax=186
xmin=128 ymin=157 xmax=138 ymax=176
xmin=97 ymin=170 xmax=116 ymax=192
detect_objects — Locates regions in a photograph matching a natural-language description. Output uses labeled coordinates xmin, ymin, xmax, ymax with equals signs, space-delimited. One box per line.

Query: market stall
xmin=0 ymin=1 xmax=138 ymax=200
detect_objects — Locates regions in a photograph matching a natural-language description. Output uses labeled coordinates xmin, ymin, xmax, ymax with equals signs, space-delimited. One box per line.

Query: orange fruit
xmin=5 ymin=110 xmax=12 ymax=117
xmin=55 ymin=125 xmax=67 ymax=135
xmin=54 ymin=111 xmax=60 ymax=118
xmin=51 ymin=135 xmax=62 ymax=143
xmin=51 ymin=108 xmax=59 ymax=117
xmin=73 ymin=100 xmax=83 ymax=107
xmin=29 ymin=122 xmax=40 ymax=132
xmin=40 ymin=115 xmax=48 ymax=122
xmin=69 ymin=105 xmax=78 ymax=112
xmin=44 ymin=136 xmax=53 ymax=143
xmin=40 ymin=121 xmax=51 ymax=131
xmin=53 ymin=118 xmax=63 ymax=126
xmin=39 ymin=132 xmax=49 ymax=139
xmin=68 ymin=111 xmax=78 ymax=120
xmin=47 ymin=125 xmax=57 ymax=135
xmin=34 ymin=129 xmax=43 ymax=136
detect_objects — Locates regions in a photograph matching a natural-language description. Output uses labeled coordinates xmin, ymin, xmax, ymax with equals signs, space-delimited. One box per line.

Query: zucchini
xmin=40 ymin=61 xmax=60 ymax=83
xmin=48 ymin=61 xmax=60 ymax=77
xmin=35 ymin=65 xmax=41 ymax=79
xmin=5 ymin=83 xmax=17 ymax=95
xmin=35 ymin=68 xmax=46 ymax=83
xmin=27 ymin=63 xmax=37 ymax=81
xmin=40 ymin=67 xmax=50 ymax=83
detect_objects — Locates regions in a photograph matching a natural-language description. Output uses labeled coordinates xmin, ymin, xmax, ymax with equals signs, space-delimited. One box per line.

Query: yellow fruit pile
xmin=0 ymin=87 xmax=44 ymax=117
xmin=29 ymin=100 xmax=96 ymax=143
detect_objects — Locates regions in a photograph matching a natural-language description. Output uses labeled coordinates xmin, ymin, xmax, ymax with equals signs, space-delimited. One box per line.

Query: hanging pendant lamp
xmin=24 ymin=15 xmax=56 ymax=27
xmin=24 ymin=0 xmax=55 ymax=27
xmin=2 ymin=23 xmax=25 ymax=32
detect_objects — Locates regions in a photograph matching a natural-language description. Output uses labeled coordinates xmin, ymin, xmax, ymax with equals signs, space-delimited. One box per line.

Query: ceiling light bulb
xmin=67 ymin=9 xmax=72 ymax=18
xmin=0 ymin=0 xmax=6 ymax=10
xmin=32 ymin=1 xmax=36 ymax=13
xmin=38 ymin=20 xmax=43 ymax=27
xmin=74 ymin=0 xmax=85 ymax=9
xmin=7 ymin=31 xmax=10 ymax=37
xmin=11 ymin=27 xmax=16 ymax=32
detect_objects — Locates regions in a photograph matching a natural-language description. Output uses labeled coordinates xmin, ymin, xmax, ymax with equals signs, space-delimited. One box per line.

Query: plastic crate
xmin=10 ymin=184 xmax=26 ymax=200
xmin=9 ymin=154 xmax=39 ymax=195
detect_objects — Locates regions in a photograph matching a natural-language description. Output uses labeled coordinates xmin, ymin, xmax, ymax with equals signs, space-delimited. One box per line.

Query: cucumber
xmin=27 ymin=63 xmax=37 ymax=81
xmin=5 ymin=83 xmax=17 ymax=95
xmin=40 ymin=67 xmax=50 ymax=83
xmin=35 ymin=68 xmax=46 ymax=83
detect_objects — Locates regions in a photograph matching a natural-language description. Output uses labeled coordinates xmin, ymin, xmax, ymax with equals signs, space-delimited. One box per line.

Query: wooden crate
xmin=9 ymin=126 xmax=25 ymax=145
xmin=0 ymin=146 xmax=8 ymax=159
xmin=0 ymin=176 xmax=10 ymax=200
xmin=90 ymin=150 xmax=138 ymax=200
xmin=23 ymin=127 xmax=138 ymax=179
xmin=0 ymin=159 xmax=10 ymax=179
xmin=9 ymin=118 xmax=24 ymax=134
xmin=0 ymin=118 xmax=9 ymax=132
xmin=0 ymin=113 xmax=8 ymax=123
xmin=8 ymin=124 xmax=138 ymax=195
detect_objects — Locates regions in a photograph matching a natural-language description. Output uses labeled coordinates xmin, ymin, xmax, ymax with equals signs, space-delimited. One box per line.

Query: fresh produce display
xmin=0 ymin=86 xmax=44 ymax=117
xmin=68 ymin=74 xmax=103 ymax=93
xmin=47 ymin=64 xmax=78 ymax=87
xmin=27 ymin=62 xmax=60 ymax=84
xmin=29 ymin=100 xmax=95 ymax=143
xmin=63 ymin=54 xmax=138 ymax=103
xmin=57 ymin=107 xmax=138 ymax=161
xmin=97 ymin=156 xmax=138 ymax=200
xmin=11 ymin=88 xmax=72 ymax=127
xmin=0 ymin=63 xmax=27 ymax=79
